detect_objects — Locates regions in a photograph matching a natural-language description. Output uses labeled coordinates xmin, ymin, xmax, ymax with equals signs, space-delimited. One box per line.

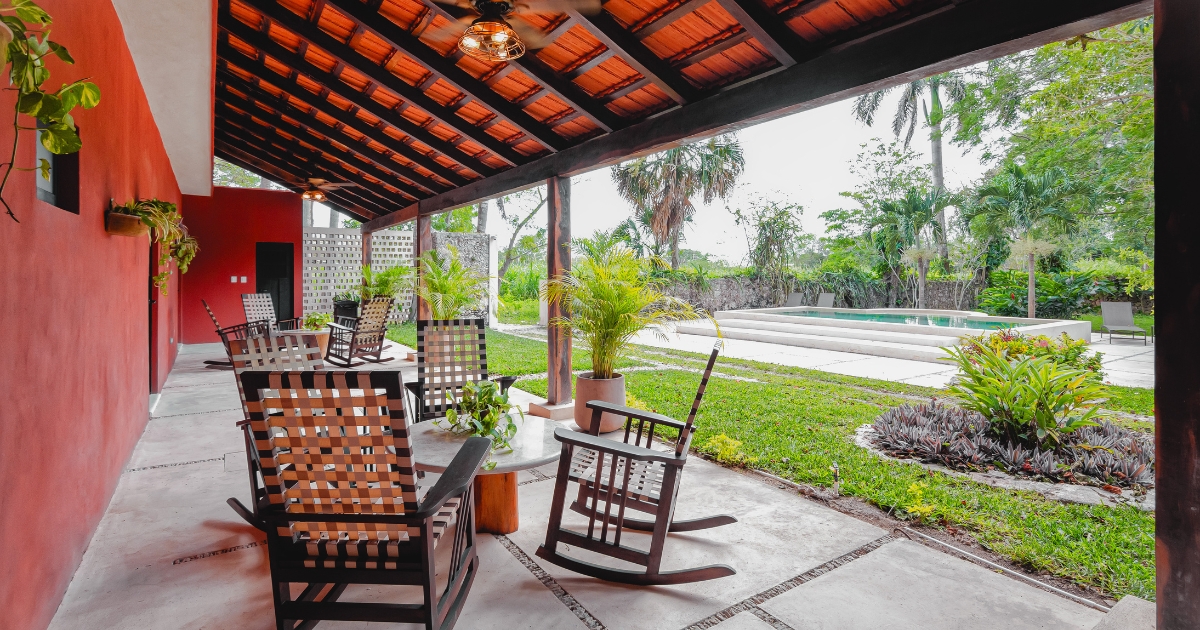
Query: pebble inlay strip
xmin=173 ymin=540 xmax=265 ymax=565
xmin=494 ymin=534 xmax=607 ymax=630
xmin=519 ymin=468 xmax=555 ymax=485
xmin=151 ymin=407 xmax=241 ymax=419
xmin=125 ymin=457 xmax=224 ymax=473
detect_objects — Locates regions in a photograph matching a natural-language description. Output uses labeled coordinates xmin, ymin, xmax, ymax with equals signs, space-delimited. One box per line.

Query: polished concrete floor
xmin=49 ymin=342 xmax=1114 ymax=629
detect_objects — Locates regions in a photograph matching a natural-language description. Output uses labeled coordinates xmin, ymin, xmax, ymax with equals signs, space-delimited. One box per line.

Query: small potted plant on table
xmin=543 ymin=238 xmax=710 ymax=434
xmin=302 ymin=312 xmax=333 ymax=357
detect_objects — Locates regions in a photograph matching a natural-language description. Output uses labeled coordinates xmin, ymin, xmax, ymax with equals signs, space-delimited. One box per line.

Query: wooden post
xmin=361 ymin=228 xmax=372 ymax=268
xmin=1155 ymin=2 xmax=1200 ymax=627
xmin=415 ymin=213 xmax=433 ymax=321
xmin=546 ymin=176 xmax=572 ymax=405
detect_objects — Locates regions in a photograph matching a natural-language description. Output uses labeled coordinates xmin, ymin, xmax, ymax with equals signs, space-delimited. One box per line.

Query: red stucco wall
xmin=180 ymin=187 xmax=304 ymax=344
xmin=0 ymin=1 xmax=185 ymax=628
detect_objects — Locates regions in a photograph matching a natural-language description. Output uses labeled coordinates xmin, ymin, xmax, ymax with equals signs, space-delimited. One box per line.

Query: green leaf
xmin=16 ymin=90 xmax=40 ymax=114
xmin=76 ymin=81 xmax=99 ymax=109
xmin=13 ymin=1 xmax=52 ymax=26
xmin=46 ymin=40 xmax=71 ymax=63
xmin=39 ymin=122 xmax=80 ymax=154
xmin=1 ymin=15 xmax=25 ymax=38
xmin=36 ymin=157 xmax=49 ymax=180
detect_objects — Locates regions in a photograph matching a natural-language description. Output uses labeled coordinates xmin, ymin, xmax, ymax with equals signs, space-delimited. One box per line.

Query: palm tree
xmin=870 ymin=188 xmax=946 ymax=308
xmin=971 ymin=164 xmax=1080 ymax=318
xmin=852 ymin=73 xmax=965 ymax=265
xmin=611 ymin=135 xmax=745 ymax=269
xmin=416 ymin=245 xmax=488 ymax=319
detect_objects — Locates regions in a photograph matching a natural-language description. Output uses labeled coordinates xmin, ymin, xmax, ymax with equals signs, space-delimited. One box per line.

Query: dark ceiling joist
xmin=778 ymin=0 xmax=842 ymax=23
xmin=713 ymin=0 xmax=806 ymax=66
xmin=364 ymin=0 xmax=1151 ymax=231
xmin=569 ymin=9 xmax=700 ymax=104
xmin=217 ymin=141 xmax=379 ymax=221
xmin=633 ymin=0 xmax=711 ymax=39
xmin=674 ymin=30 xmax=752 ymax=67
xmin=299 ymin=0 xmax=570 ymax=152
xmin=217 ymin=70 xmax=446 ymax=195
xmin=225 ymin=0 xmax=531 ymax=166
xmin=218 ymin=18 xmax=501 ymax=178
xmin=598 ymin=77 xmax=651 ymax=103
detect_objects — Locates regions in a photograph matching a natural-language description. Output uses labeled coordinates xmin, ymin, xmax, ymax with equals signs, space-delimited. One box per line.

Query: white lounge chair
xmin=1100 ymin=301 xmax=1150 ymax=345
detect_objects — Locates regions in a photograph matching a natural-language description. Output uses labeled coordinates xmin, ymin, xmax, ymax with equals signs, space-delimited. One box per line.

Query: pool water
xmin=777 ymin=309 xmax=1016 ymax=330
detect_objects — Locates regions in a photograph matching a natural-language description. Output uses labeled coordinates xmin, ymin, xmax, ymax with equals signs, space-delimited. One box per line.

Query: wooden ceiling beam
xmin=778 ymin=0 xmax=841 ymax=23
xmin=565 ymin=48 xmax=614 ymax=78
xmin=225 ymin=0 xmax=531 ymax=166
xmin=317 ymin=0 xmax=571 ymax=151
xmin=633 ymin=0 xmax=711 ymax=39
xmin=673 ymin=30 xmax=751 ymax=67
xmin=714 ymin=0 xmax=808 ymax=66
xmin=218 ymin=65 xmax=453 ymax=193
xmin=569 ymin=9 xmax=699 ymax=104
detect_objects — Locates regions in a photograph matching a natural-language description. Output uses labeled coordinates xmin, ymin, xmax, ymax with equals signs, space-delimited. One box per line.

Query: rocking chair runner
xmin=242 ymin=292 xmax=303 ymax=334
xmin=239 ymin=369 xmax=491 ymax=630
xmin=536 ymin=341 xmax=737 ymax=585
xmin=325 ymin=296 xmax=395 ymax=367
xmin=201 ymin=299 xmax=270 ymax=367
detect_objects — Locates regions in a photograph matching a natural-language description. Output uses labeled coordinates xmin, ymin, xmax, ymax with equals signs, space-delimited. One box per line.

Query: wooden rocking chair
xmin=242 ymin=292 xmax=303 ymax=334
xmin=536 ymin=341 xmax=737 ymax=585
xmin=239 ymin=369 xmax=491 ymax=630
xmin=411 ymin=319 xmax=488 ymax=423
xmin=225 ymin=333 xmax=326 ymax=531
xmin=325 ymin=296 xmax=395 ymax=367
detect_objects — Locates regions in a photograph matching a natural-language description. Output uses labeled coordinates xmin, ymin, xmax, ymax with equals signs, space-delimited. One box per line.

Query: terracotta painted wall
xmin=0 ymin=1 xmax=185 ymax=629
xmin=180 ymin=187 xmax=304 ymax=343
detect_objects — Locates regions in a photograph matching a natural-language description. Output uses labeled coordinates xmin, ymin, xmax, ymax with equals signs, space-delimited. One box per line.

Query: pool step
xmin=706 ymin=317 xmax=962 ymax=347
xmin=675 ymin=320 xmax=956 ymax=363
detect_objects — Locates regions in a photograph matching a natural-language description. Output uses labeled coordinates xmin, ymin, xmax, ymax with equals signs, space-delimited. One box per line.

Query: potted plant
xmin=109 ymin=198 xmax=199 ymax=294
xmin=302 ymin=312 xmax=333 ymax=357
xmin=416 ymin=246 xmax=488 ymax=319
xmin=543 ymin=237 xmax=710 ymax=433
xmin=332 ymin=291 xmax=359 ymax=321
xmin=438 ymin=379 xmax=523 ymax=466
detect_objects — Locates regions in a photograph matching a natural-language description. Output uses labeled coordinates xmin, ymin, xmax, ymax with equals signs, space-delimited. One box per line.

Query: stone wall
xmin=662 ymin=277 xmax=981 ymax=312
xmin=432 ymin=231 xmax=493 ymax=322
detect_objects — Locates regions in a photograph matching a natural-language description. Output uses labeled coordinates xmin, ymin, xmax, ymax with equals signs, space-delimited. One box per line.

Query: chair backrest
xmin=243 ymin=292 xmax=278 ymax=324
xmin=228 ymin=333 xmax=326 ymax=403
xmin=202 ymin=299 xmax=221 ymax=329
xmin=1101 ymin=301 xmax=1135 ymax=327
xmin=416 ymin=319 xmax=488 ymax=421
xmin=216 ymin=319 xmax=272 ymax=353
xmin=239 ymin=370 xmax=420 ymax=544
xmin=679 ymin=340 xmax=722 ymax=456
xmin=816 ymin=293 xmax=835 ymax=308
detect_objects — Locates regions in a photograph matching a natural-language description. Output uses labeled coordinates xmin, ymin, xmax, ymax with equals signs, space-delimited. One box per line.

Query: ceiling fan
xmin=301 ymin=178 xmax=357 ymax=202
xmin=430 ymin=0 xmax=602 ymax=62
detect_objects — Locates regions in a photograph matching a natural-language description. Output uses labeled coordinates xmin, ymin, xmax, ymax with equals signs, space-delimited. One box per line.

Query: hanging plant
xmin=0 ymin=1 xmax=101 ymax=222
xmin=111 ymin=198 xmax=199 ymax=294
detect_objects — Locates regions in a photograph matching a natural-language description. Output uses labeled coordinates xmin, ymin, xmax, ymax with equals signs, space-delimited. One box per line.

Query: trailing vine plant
xmin=111 ymin=198 xmax=199 ymax=294
xmin=0 ymin=0 xmax=100 ymax=222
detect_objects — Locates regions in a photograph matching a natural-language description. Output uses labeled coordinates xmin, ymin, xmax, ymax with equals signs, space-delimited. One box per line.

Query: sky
xmin=313 ymin=90 xmax=995 ymax=265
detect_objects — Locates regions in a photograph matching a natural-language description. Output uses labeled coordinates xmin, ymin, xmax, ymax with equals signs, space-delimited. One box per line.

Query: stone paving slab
xmin=758 ymin=540 xmax=1104 ymax=630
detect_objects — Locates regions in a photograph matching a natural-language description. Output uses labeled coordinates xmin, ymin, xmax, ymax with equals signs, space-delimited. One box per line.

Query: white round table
xmin=408 ymin=416 xmax=563 ymax=533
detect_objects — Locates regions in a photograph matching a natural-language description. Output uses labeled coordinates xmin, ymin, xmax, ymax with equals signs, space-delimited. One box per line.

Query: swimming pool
xmin=776 ymin=309 xmax=1016 ymax=330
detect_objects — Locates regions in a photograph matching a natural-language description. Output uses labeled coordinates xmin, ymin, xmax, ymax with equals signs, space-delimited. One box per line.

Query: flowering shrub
xmin=961 ymin=329 xmax=1103 ymax=377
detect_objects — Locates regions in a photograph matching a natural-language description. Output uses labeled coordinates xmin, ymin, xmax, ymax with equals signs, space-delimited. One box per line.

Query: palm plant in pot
xmin=543 ymin=236 xmax=711 ymax=433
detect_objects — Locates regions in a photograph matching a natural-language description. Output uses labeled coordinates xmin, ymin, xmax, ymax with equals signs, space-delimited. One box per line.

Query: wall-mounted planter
xmin=105 ymin=211 xmax=148 ymax=237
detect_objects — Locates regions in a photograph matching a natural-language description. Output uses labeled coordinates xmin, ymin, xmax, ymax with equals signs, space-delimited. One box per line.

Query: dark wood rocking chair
xmin=410 ymin=319 xmax=489 ymax=423
xmin=325 ymin=296 xmax=395 ymax=367
xmin=242 ymin=292 xmax=303 ymax=334
xmin=239 ymin=369 xmax=491 ymax=630
xmin=225 ymin=333 xmax=327 ymax=531
xmin=536 ymin=341 xmax=737 ymax=585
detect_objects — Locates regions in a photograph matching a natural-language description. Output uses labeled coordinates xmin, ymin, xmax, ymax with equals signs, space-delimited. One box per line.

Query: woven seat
xmin=568 ymin=447 xmax=665 ymax=504
xmin=242 ymin=292 xmax=302 ymax=334
xmin=413 ymin=319 xmax=488 ymax=422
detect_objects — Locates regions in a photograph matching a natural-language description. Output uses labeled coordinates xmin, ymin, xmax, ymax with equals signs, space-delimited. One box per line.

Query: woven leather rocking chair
xmin=240 ymin=369 xmax=491 ymax=630
xmin=242 ymin=292 xmax=303 ymax=334
xmin=225 ymin=333 xmax=327 ymax=531
xmin=201 ymin=299 xmax=270 ymax=368
xmin=325 ymin=296 xmax=395 ymax=367
xmin=536 ymin=341 xmax=737 ymax=585
xmin=411 ymin=319 xmax=488 ymax=423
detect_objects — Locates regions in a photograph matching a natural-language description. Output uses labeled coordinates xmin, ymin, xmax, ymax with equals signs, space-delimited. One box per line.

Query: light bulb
xmin=492 ymin=31 xmax=509 ymax=43
xmin=461 ymin=35 xmax=479 ymax=48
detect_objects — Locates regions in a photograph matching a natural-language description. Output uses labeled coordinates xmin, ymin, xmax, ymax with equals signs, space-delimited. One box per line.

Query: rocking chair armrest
xmin=276 ymin=317 xmax=303 ymax=331
xmin=585 ymin=400 xmax=685 ymax=431
xmin=552 ymin=427 xmax=684 ymax=464
xmin=327 ymin=322 xmax=355 ymax=334
xmin=414 ymin=436 xmax=493 ymax=519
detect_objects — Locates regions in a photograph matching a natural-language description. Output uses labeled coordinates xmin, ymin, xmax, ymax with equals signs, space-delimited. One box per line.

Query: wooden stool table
xmin=409 ymin=416 xmax=562 ymax=534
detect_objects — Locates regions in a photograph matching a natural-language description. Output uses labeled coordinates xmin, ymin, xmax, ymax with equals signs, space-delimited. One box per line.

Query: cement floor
xmin=50 ymin=342 xmax=1112 ymax=630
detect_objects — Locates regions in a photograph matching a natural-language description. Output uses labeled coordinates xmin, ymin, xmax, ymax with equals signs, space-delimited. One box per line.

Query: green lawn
xmin=497 ymin=297 xmax=539 ymax=325
xmin=1076 ymin=310 xmax=1155 ymax=334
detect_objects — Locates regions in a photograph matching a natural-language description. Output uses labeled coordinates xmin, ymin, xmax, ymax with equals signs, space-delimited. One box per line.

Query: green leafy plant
xmin=0 ymin=0 xmax=101 ymax=222
xmin=111 ymin=198 xmax=198 ymax=294
xmin=360 ymin=264 xmax=412 ymax=301
xmin=945 ymin=341 xmax=1105 ymax=449
xmin=962 ymin=329 xmax=1103 ymax=377
xmin=979 ymin=270 xmax=1097 ymax=319
xmin=542 ymin=240 xmax=711 ymax=379
xmin=302 ymin=312 xmax=332 ymax=331
xmin=902 ymin=482 xmax=937 ymax=522
xmin=699 ymin=434 xmax=755 ymax=466
xmin=439 ymin=379 xmax=522 ymax=454
xmin=416 ymin=245 xmax=487 ymax=319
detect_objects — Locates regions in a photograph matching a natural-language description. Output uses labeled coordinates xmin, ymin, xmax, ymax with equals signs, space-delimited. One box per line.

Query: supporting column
xmin=415 ymin=213 xmax=433 ymax=321
xmin=361 ymin=229 xmax=372 ymax=269
xmin=531 ymin=176 xmax=574 ymax=420
xmin=1155 ymin=2 xmax=1200 ymax=628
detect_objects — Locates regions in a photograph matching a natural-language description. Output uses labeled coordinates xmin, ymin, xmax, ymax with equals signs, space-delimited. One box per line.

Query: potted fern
xmin=543 ymin=238 xmax=710 ymax=433
xmin=109 ymin=198 xmax=199 ymax=294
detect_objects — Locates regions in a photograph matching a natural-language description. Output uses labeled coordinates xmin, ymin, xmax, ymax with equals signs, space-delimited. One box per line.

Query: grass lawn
xmin=514 ymin=342 xmax=1155 ymax=601
xmin=497 ymin=297 xmax=539 ymax=325
xmin=1076 ymin=310 xmax=1155 ymax=334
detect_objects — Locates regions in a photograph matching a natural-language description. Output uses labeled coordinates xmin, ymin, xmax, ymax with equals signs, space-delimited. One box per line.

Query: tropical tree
xmin=416 ymin=246 xmax=488 ymax=319
xmin=611 ymin=134 xmax=745 ymax=269
xmin=869 ymin=188 xmax=946 ymax=308
xmin=851 ymin=73 xmax=966 ymax=264
xmin=969 ymin=164 xmax=1081 ymax=317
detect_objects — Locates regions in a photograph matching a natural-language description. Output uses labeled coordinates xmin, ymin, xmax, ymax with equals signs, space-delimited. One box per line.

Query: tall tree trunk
xmin=928 ymin=87 xmax=951 ymax=272
xmin=670 ymin=230 xmax=680 ymax=270
xmin=476 ymin=199 xmax=489 ymax=233
xmin=917 ymin=262 xmax=927 ymax=309
xmin=1027 ymin=252 xmax=1037 ymax=318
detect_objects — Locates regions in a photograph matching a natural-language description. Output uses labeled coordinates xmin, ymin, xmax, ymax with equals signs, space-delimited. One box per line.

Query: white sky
xmin=312 ymin=91 xmax=993 ymax=265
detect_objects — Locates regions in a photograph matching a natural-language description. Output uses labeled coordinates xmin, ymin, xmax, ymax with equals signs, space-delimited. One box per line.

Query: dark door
xmin=256 ymin=242 xmax=294 ymax=321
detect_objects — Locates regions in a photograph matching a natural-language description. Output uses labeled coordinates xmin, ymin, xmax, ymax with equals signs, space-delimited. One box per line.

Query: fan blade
xmin=507 ymin=16 xmax=552 ymax=50
xmin=307 ymin=178 xmax=329 ymax=186
xmin=429 ymin=0 xmax=476 ymax=8
xmin=513 ymin=0 xmax=601 ymax=16
xmin=318 ymin=183 xmax=358 ymax=189
xmin=420 ymin=15 xmax=476 ymax=46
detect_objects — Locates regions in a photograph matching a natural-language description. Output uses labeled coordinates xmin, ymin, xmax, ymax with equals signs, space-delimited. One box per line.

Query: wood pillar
xmin=361 ymin=229 xmax=372 ymax=268
xmin=415 ymin=213 xmax=433 ymax=321
xmin=1155 ymin=2 xmax=1200 ymax=627
xmin=546 ymin=176 xmax=572 ymax=405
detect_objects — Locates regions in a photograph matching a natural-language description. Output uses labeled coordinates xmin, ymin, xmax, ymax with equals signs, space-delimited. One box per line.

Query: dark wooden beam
xmin=598 ymin=77 xmax=651 ymax=103
xmin=218 ymin=13 xmax=502 ymax=177
xmin=545 ymin=175 xmax=572 ymax=405
xmin=315 ymin=0 xmax=571 ymax=151
xmin=713 ymin=0 xmax=806 ymax=66
xmin=363 ymin=0 xmax=1150 ymax=232
xmin=1155 ymin=1 xmax=1200 ymax=627
xmin=224 ymin=0 xmax=531 ymax=166
xmin=217 ymin=86 xmax=427 ymax=200
xmin=215 ymin=142 xmax=379 ymax=222
xmin=415 ymin=214 xmax=433 ymax=319
xmin=569 ymin=9 xmax=700 ymax=104
xmin=564 ymin=49 xmax=614 ymax=78
xmin=217 ymin=69 xmax=447 ymax=194
xmin=778 ymin=0 xmax=841 ymax=23
xmin=672 ymin=29 xmax=751 ymax=66
xmin=633 ymin=0 xmax=711 ymax=39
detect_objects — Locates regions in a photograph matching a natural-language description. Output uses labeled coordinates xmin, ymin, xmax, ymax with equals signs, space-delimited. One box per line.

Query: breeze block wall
xmin=0 ymin=1 xmax=184 ymax=628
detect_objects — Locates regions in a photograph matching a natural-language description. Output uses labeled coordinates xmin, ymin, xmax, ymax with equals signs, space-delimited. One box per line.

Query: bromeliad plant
xmin=111 ymin=198 xmax=199 ymax=294
xmin=439 ymin=379 xmax=522 ymax=454
xmin=0 ymin=1 xmax=101 ymax=222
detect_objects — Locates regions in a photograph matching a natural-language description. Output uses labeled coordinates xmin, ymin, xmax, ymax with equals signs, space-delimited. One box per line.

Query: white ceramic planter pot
xmin=574 ymin=372 xmax=626 ymax=434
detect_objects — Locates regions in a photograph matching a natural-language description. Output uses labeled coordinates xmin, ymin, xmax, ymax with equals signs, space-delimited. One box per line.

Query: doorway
xmin=256 ymin=242 xmax=294 ymax=320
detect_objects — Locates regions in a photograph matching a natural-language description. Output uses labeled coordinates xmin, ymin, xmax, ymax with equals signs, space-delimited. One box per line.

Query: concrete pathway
xmin=50 ymin=343 xmax=1115 ymax=629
